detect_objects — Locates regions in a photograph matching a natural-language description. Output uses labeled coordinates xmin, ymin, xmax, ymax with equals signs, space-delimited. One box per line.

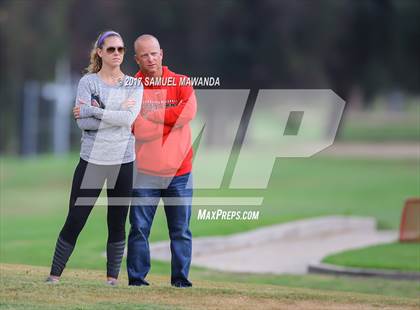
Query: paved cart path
xmin=150 ymin=216 xmax=397 ymax=274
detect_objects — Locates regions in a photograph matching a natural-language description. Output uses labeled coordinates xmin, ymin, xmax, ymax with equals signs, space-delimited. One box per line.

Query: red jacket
xmin=132 ymin=66 xmax=197 ymax=177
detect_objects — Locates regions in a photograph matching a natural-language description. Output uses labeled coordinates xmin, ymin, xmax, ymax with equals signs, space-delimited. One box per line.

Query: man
xmin=127 ymin=34 xmax=197 ymax=288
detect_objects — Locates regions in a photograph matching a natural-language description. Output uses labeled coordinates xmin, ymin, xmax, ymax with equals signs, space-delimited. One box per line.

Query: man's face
xmin=134 ymin=39 xmax=163 ymax=77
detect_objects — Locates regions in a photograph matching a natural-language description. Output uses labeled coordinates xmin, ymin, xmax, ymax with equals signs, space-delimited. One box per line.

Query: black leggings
xmin=59 ymin=158 xmax=133 ymax=246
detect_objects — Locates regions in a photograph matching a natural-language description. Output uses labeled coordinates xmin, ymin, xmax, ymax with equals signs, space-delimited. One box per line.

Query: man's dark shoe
xmin=128 ymin=279 xmax=150 ymax=286
xmin=171 ymin=280 xmax=192 ymax=288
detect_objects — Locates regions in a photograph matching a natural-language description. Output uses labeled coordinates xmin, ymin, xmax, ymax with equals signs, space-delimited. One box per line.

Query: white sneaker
xmin=106 ymin=279 xmax=118 ymax=286
xmin=45 ymin=276 xmax=60 ymax=284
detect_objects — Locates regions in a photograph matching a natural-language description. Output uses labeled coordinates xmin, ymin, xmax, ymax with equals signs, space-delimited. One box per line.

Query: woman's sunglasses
xmin=104 ymin=46 xmax=126 ymax=54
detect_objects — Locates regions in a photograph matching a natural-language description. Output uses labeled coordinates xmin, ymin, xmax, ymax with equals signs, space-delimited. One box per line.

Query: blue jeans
xmin=127 ymin=172 xmax=193 ymax=285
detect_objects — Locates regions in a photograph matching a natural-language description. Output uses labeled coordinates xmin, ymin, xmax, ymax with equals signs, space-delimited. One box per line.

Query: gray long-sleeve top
xmin=75 ymin=73 xmax=142 ymax=165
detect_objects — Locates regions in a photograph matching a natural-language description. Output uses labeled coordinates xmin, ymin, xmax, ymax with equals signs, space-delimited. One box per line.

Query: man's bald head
xmin=134 ymin=34 xmax=160 ymax=51
xmin=134 ymin=34 xmax=163 ymax=77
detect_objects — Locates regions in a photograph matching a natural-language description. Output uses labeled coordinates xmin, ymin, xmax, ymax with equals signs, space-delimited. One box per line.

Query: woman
xmin=46 ymin=30 xmax=142 ymax=285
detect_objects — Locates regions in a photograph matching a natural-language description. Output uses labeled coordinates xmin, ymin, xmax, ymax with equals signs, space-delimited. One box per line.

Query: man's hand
xmin=143 ymin=110 xmax=184 ymax=128
xmin=122 ymin=98 xmax=136 ymax=110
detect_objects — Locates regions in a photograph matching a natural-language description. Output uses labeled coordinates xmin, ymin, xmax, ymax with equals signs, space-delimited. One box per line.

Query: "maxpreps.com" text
xmin=197 ymin=209 xmax=259 ymax=220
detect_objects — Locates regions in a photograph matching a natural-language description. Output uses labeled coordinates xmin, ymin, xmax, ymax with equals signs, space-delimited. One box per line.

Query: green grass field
xmin=338 ymin=110 xmax=419 ymax=142
xmin=1 ymin=153 xmax=419 ymax=303
xmin=323 ymin=242 xmax=420 ymax=272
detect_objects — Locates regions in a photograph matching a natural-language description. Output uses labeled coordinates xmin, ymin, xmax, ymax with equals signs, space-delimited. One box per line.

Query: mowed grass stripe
xmin=1 ymin=264 xmax=419 ymax=310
